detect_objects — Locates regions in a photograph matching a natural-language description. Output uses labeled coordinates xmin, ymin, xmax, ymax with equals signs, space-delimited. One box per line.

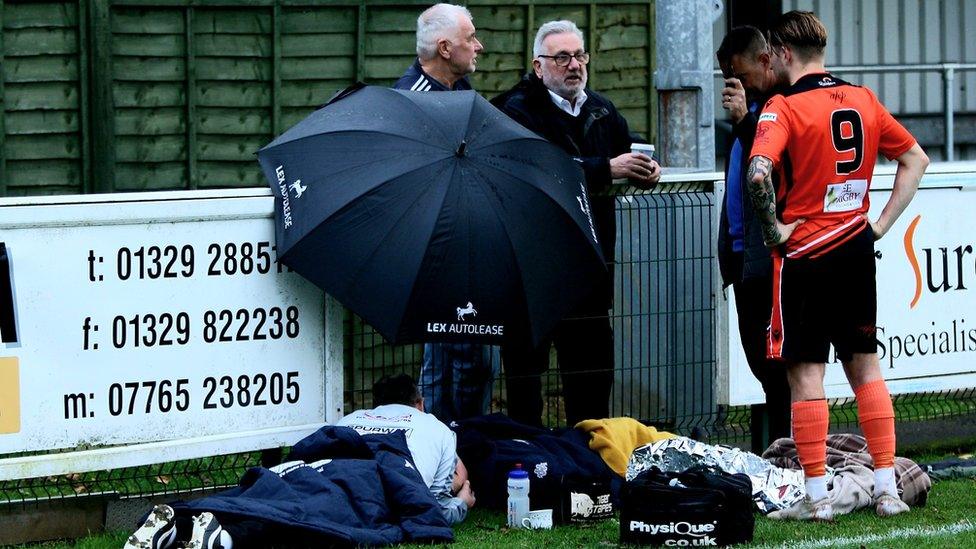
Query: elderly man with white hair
xmin=491 ymin=20 xmax=661 ymax=427
xmin=393 ymin=5 xmax=500 ymax=428
xmin=394 ymin=3 xmax=483 ymax=91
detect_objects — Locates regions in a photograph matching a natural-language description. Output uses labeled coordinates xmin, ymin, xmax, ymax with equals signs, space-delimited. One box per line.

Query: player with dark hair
xmin=716 ymin=25 xmax=792 ymax=453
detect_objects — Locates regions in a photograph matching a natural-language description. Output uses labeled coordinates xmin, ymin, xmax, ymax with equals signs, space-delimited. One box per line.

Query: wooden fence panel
xmin=111 ymin=6 xmax=186 ymax=190
xmin=192 ymin=7 xmax=273 ymax=189
xmin=1 ymin=0 xmax=85 ymax=196
xmin=0 ymin=0 xmax=655 ymax=196
xmin=279 ymin=5 xmax=356 ymax=130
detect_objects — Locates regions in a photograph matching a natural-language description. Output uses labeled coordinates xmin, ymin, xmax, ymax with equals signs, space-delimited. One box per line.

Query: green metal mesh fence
xmin=2 ymin=184 xmax=975 ymax=507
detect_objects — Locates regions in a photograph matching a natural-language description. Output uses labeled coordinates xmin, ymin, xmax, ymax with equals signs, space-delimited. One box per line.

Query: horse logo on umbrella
xmin=289 ymin=179 xmax=308 ymax=199
xmin=456 ymin=302 xmax=477 ymax=321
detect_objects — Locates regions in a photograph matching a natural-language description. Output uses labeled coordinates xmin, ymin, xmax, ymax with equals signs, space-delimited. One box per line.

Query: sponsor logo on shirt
xmin=361 ymin=411 xmax=413 ymax=423
xmin=758 ymin=112 xmax=778 ymax=123
xmin=822 ymin=179 xmax=867 ymax=213
xmin=348 ymin=424 xmax=415 ymax=440
xmin=818 ymin=76 xmax=836 ymax=87
xmin=754 ymin=125 xmax=771 ymax=146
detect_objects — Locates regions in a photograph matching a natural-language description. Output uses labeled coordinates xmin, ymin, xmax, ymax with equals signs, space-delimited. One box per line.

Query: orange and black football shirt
xmin=750 ymin=73 xmax=915 ymax=259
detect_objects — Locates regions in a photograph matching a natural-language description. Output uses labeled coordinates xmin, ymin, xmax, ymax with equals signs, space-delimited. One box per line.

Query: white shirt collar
xmin=547 ymin=89 xmax=588 ymax=117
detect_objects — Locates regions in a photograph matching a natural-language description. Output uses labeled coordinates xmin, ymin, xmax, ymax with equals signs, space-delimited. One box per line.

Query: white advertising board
xmin=0 ymin=189 xmax=339 ymax=468
xmin=728 ymin=163 xmax=976 ymax=405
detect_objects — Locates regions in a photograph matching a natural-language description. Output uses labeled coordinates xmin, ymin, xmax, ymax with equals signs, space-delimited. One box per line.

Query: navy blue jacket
xmin=393 ymin=58 xmax=473 ymax=92
xmin=718 ymin=100 xmax=774 ymax=287
xmin=172 ymin=426 xmax=453 ymax=547
xmin=454 ymin=414 xmax=619 ymax=514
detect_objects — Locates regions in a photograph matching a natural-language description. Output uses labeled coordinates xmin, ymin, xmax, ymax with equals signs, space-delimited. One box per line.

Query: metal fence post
xmin=712 ymin=179 xmax=728 ymax=408
xmin=654 ymin=0 xmax=721 ymax=170
xmin=324 ymin=294 xmax=345 ymax=424
xmin=944 ymin=64 xmax=955 ymax=162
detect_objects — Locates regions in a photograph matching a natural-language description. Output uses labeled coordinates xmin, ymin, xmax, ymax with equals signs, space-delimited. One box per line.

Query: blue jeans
xmin=420 ymin=343 xmax=500 ymax=423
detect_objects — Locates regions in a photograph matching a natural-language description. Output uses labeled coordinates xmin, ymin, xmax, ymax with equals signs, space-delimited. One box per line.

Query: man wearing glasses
xmin=492 ymin=20 xmax=660 ymax=427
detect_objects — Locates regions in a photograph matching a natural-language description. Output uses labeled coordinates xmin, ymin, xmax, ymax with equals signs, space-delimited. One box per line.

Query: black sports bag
xmin=620 ymin=466 xmax=754 ymax=546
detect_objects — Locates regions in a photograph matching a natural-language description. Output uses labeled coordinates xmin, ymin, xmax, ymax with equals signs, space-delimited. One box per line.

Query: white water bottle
xmin=507 ymin=463 xmax=530 ymax=528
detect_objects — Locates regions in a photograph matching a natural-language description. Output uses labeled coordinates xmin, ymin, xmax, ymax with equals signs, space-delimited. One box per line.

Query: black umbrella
xmin=257 ymin=85 xmax=606 ymax=346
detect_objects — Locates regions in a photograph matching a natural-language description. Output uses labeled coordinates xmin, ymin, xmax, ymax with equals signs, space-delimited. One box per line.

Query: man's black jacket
xmin=717 ymin=107 xmax=772 ymax=287
xmin=491 ymin=73 xmax=644 ymax=280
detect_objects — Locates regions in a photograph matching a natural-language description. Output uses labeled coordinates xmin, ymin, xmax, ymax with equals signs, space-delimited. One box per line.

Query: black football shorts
xmin=767 ymin=227 xmax=878 ymax=363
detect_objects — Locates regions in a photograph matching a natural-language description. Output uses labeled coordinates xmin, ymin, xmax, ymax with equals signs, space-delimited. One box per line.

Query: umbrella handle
xmin=322 ymin=82 xmax=368 ymax=108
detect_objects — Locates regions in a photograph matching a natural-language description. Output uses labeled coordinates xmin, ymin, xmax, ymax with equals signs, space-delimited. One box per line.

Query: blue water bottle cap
xmin=508 ymin=463 xmax=529 ymax=479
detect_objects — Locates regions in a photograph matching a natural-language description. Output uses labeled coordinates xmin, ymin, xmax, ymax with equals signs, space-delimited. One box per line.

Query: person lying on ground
xmin=337 ymin=373 xmax=476 ymax=524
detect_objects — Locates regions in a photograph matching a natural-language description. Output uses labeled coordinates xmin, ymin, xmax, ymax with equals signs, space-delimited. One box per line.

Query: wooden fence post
xmin=89 ymin=0 xmax=115 ymax=193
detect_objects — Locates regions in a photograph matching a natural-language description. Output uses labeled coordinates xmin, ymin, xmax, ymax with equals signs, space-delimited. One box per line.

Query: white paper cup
xmin=630 ymin=143 xmax=655 ymax=158
xmin=521 ymin=509 xmax=553 ymax=530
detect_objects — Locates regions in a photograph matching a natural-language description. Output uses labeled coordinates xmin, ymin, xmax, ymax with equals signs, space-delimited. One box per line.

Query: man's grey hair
xmin=533 ymin=20 xmax=585 ymax=58
xmin=416 ymin=3 xmax=473 ymax=60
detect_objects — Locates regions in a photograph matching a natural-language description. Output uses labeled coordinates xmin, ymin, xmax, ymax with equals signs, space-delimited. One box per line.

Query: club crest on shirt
xmin=754 ymin=125 xmax=771 ymax=146
xmin=534 ymin=462 xmax=549 ymax=478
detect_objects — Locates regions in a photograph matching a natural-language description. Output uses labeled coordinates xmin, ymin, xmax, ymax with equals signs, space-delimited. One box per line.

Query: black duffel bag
xmin=620 ymin=466 xmax=754 ymax=546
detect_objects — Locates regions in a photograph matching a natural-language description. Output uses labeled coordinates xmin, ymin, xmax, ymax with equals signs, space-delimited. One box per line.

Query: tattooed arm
xmin=747 ymin=155 xmax=802 ymax=247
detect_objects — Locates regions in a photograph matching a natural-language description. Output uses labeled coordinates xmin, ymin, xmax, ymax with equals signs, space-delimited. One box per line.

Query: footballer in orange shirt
xmin=746 ymin=11 xmax=929 ymax=522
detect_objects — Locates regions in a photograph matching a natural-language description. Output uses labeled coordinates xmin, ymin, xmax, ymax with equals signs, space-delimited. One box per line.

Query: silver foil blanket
xmin=625 ymin=437 xmax=832 ymax=513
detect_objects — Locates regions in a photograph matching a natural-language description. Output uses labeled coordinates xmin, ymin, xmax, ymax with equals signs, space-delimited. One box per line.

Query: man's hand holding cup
xmin=611 ymin=143 xmax=660 ymax=190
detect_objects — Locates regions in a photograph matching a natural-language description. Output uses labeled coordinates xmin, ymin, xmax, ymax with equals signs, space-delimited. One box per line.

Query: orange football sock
xmin=792 ymin=399 xmax=829 ymax=478
xmin=854 ymin=379 xmax=896 ymax=469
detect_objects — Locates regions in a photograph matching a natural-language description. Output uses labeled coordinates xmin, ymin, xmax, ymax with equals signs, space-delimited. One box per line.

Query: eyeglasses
xmin=537 ymin=52 xmax=590 ymax=67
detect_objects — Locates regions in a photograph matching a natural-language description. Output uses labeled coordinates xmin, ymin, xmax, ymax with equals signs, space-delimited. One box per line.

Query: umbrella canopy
xmin=257 ymin=85 xmax=606 ymax=346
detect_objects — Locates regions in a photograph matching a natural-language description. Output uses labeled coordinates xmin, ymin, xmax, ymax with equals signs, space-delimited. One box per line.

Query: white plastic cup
xmin=521 ymin=509 xmax=553 ymax=530
xmin=631 ymin=143 xmax=655 ymax=159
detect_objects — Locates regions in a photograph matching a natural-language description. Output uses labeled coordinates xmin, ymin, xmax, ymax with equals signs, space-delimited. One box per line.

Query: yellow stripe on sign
xmin=0 ymin=357 xmax=20 ymax=434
